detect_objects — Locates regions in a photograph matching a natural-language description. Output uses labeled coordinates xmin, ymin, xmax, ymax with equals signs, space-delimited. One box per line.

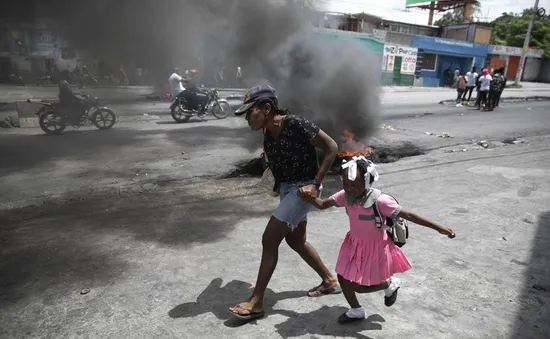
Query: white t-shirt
xmin=466 ymin=71 xmax=478 ymax=87
xmin=479 ymin=75 xmax=492 ymax=91
xmin=169 ymin=73 xmax=185 ymax=96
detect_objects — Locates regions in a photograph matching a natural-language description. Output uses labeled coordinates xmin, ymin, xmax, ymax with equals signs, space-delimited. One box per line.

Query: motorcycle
xmin=35 ymin=93 xmax=116 ymax=135
xmin=170 ymin=87 xmax=231 ymax=123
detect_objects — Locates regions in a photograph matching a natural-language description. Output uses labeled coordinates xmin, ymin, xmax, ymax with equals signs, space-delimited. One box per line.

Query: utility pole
xmin=428 ymin=1 xmax=435 ymax=25
xmin=514 ymin=0 xmax=539 ymax=86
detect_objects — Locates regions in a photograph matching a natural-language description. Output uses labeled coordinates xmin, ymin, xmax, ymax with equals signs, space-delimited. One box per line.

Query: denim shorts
xmin=272 ymin=181 xmax=322 ymax=231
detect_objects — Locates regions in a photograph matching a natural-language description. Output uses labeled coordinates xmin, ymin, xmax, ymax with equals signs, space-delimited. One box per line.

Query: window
xmin=422 ymin=53 xmax=437 ymax=71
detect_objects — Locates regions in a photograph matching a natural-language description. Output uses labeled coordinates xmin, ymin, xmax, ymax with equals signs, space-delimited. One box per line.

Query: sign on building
xmin=490 ymin=45 xmax=544 ymax=58
xmin=383 ymin=44 xmax=418 ymax=74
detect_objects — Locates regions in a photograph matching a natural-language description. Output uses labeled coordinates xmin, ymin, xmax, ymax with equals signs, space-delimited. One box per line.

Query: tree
xmin=491 ymin=10 xmax=550 ymax=57
xmin=434 ymin=1 xmax=481 ymax=26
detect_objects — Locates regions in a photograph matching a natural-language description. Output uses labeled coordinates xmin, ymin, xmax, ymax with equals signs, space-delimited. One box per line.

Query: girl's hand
xmin=298 ymin=188 xmax=316 ymax=202
xmin=439 ymin=227 xmax=456 ymax=238
xmin=297 ymin=187 xmax=309 ymax=198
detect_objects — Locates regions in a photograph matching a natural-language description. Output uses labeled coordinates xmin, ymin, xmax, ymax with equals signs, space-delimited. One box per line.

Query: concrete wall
xmin=474 ymin=27 xmax=492 ymax=44
xmin=537 ymin=58 xmax=550 ymax=83
xmin=523 ymin=57 xmax=542 ymax=82
xmin=446 ymin=28 xmax=468 ymax=41
xmin=386 ymin=32 xmax=412 ymax=46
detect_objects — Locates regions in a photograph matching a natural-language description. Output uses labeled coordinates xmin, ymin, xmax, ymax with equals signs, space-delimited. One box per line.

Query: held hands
xmin=298 ymin=185 xmax=318 ymax=202
xmin=438 ymin=227 xmax=456 ymax=239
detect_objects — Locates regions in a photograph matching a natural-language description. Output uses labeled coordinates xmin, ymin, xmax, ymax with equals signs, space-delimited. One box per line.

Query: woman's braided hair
xmin=254 ymin=98 xmax=291 ymax=116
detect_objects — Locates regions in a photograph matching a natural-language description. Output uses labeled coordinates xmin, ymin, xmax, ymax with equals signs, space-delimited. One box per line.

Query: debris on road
xmin=80 ymin=288 xmax=90 ymax=295
xmin=445 ymin=148 xmax=467 ymax=153
xmin=381 ymin=124 xmax=395 ymax=131
xmin=532 ymin=284 xmax=548 ymax=292
xmin=425 ymin=131 xmax=453 ymax=138
xmin=478 ymin=140 xmax=490 ymax=148
xmin=0 ymin=116 xmax=18 ymax=128
xmin=503 ymin=137 xmax=523 ymax=145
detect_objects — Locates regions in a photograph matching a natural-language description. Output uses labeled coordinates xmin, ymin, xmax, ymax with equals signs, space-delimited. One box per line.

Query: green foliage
xmin=491 ymin=9 xmax=550 ymax=57
xmin=434 ymin=1 xmax=481 ymax=26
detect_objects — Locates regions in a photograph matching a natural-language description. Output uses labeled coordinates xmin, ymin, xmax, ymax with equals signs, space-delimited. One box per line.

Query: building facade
xmin=488 ymin=45 xmax=544 ymax=81
xmin=0 ymin=20 xmax=79 ymax=83
xmin=410 ymin=35 xmax=489 ymax=87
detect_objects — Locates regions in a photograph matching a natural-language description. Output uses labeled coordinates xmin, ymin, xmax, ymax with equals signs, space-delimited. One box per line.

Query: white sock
xmin=345 ymin=306 xmax=366 ymax=319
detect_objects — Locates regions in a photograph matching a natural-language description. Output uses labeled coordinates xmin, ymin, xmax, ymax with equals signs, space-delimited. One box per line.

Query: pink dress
xmin=332 ymin=189 xmax=412 ymax=286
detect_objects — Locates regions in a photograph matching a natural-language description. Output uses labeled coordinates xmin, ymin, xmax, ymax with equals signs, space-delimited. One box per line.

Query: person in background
xmin=168 ymin=68 xmax=188 ymax=109
xmin=456 ymin=71 xmax=468 ymax=107
xmin=236 ymin=66 xmax=243 ymax=87
xmin=444 ymin=67 xmax=453 ymax=87
xmin=462 ymin=66 xmax=478 ymax=105
xmin=452 ymin=67 xmax=460 ymax=88
xmin=475 ymin=68 xmax=491 ymax=110
xmin=491 ymin=67 xmax=508 ymax=109
xmin=119 ymin=66 xmax=128 ymax=86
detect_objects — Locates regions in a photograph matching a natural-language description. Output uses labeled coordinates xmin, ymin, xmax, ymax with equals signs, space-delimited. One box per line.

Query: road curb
xmin=439 ymin=95 xmax=550 ymax=105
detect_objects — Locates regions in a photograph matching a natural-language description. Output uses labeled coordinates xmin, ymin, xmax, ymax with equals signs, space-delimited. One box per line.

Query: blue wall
xmin=411 ymin=35 xmax=490 ymax=87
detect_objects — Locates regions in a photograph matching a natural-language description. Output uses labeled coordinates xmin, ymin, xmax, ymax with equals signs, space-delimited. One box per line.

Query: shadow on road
xmin=510 ymin=211 xmax=550 ymax=338
xmin=168 ymin=278 xmax=384 ymax=338
xmin=0 ymin=185 xmax=271 ymax=310
xmin=0 ymin=124 xmax=261 ymax=179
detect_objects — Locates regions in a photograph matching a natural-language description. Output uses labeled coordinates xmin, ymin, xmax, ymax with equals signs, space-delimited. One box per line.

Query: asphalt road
xmin=1 ymin=101 xmax=549 ymax=208
xmin=1 ymin=100 xmax=550 ymax=338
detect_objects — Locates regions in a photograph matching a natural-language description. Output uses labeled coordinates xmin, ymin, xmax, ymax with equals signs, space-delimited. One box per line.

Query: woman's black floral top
xmin=264 ymin=115 xmax=320 ymax=184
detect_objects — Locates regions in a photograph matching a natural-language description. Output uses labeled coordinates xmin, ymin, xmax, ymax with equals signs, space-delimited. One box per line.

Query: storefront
xmin=381 ymin=44 xmax=418 ymax=86
xmin=410 ymin=36 xmax=490 ymax=87
xmin=488 ymin=45 xmax=544 ymax=81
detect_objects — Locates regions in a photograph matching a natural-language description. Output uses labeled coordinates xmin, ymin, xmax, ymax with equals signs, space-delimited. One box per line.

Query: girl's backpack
xmin=364 ymin=189 xmax=409 ymax=247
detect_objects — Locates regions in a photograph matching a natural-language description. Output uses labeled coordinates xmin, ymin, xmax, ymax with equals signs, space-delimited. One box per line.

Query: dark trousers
xmin=462 ymin=86 xmax=475 ymax=102
xmin=494 ymin=91 xmax=502 ymax=107
xmin=487 ymin=91 xmax=502 ymax=108
xmin=456 ymin=89 xmax=465 ymax=103
xmin=475 ymin=90 xmax=488 ymax=108
xmin=176 ymin=90 xmax=208 ymax=112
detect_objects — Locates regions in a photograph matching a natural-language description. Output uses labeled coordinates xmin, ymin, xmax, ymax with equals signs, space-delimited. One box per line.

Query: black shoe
xmin=384 ymin=277 xmax=401 ymax=307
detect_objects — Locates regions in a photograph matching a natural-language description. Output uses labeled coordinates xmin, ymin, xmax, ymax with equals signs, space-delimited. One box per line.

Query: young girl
xmin=299 ymin=156 xmax=456 ymax=324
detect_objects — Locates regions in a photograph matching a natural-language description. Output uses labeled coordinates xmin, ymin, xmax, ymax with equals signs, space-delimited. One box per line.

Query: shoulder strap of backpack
xmin=372 ymin=196 xmax=392 ymax=232
xmin=373 ymin=192 xmax=401 ymax=231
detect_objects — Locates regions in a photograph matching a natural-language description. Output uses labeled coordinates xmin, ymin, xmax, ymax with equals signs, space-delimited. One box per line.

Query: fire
xmin=337 ymin=129 xmax=373 ymax=158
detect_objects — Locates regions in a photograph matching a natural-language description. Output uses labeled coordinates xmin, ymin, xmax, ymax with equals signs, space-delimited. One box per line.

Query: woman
xmin=229 ymin=85 xmax=340 ymax=320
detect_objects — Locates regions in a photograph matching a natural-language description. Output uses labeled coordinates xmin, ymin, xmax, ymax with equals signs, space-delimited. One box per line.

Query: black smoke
xmin=4 ymin=0 xmax=381 ymax=143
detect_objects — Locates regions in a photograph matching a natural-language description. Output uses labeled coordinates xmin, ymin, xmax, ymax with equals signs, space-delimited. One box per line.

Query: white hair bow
xmin=341 ymin=156 xmax=379 ymax=188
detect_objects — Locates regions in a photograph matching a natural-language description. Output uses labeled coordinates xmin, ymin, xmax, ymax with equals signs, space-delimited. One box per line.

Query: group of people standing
xmin=455 ymin=66 xmax=507 ymax=111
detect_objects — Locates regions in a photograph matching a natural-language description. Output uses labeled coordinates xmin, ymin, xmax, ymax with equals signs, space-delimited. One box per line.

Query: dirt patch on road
xmin=223 ymin=141 xmax=426 ymax=178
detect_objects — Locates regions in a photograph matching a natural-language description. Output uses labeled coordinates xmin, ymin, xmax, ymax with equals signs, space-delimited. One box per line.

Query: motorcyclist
xmin=58 ymin=80 xmax=85 ymax=125
xmin=182 ymin=69 xmax=209 ymax=113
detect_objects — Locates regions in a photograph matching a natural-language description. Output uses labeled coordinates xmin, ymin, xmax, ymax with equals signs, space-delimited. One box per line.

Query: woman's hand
xmin=299 ymin=185 xmax=318 ymax=200
xmin=438 ymin=227 xmax=456 ymax=239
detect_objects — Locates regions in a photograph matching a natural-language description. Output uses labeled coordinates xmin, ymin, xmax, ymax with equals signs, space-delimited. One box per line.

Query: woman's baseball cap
xmin=234 ymin=85 xmax=278 ymax=116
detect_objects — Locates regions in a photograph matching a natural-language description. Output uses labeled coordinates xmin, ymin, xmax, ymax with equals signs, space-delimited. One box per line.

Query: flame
xmin=343 ymin=129 xmax=354 ymax=141
xmin=337 ymin=129 xmax=372 ymax=158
